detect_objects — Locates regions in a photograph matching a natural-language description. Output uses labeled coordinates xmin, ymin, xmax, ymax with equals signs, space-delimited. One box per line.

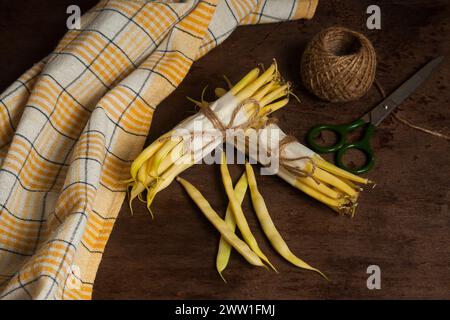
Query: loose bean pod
xmin=245 ymin=163 xmax=329 ymax=280
xmin=216 ymin=172 xmax=248 ymax=282
xmin=220 ymin=152 xmax=276 ymax=272
xmin=177 ymin=177 xmax=264 ymax=268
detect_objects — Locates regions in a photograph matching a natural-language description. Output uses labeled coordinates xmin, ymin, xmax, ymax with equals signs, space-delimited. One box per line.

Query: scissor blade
xmin=367 ymin=56 xmax=443 ymax=126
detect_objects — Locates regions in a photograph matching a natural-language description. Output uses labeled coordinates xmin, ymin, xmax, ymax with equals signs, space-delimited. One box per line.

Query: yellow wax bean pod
xmin=220 ymin=152 xmax=276 ymax=272
xmin=313 ymin=156 xmax=371 ymax=185
xmin=278 ymin=168 xmax=347 ymax=209
xmin=251 ymin=81 xmax=276 ymax=102
xmin=306 ymin=163 xmax=358 ymax=198
xmin=223 ymin=75 xmax=233 ymax=90
xmin=149 ymin=140 xmax=185 ymax=177
xmin=127 ymin=181 xmax=138 ymax=214
xmin=230 ymin=68 xmax=260 ymax=96
xmin=148 ymin=136 xmax=183 ymax=178
xmin=129 ymin=180 xmax=145 ymax=202
xmin=340 ymin=177 xmax=363 ymax=192
xmin=259 ymin=84 xmax=289 ymax=107
xmin=130 ymin=131 xmax=172 ymax=180
xmin=215 ymin=87 xmax=228 ymax=98
xmin=216 ymin=172 xmax=248 ymax=282
xmin=130 ymin=157 xmax=160 ymax=201
xmin=137 ymin=161 xmax=148 ymax=184
xmin=235 ymin=64 xmax=276 ymax=101
xmin=260 ymin=98 xmax=289 ymax=116
xmin=146 ymin=154 xmax=194 ymax=211
xmin=298 ymin=176 xmax=343 ymax=200
xmin=245 ymin=163 xmax=329 ymax=280
xmin=177 ymin=177 xmax=265 ymax=268
xmin=128 ymin=165 xmax=151 ymax=214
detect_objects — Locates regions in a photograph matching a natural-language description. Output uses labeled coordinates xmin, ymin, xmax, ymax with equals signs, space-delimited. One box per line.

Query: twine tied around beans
xmin=168 ymin=98 xmax=265 ymax=158
xmin=182 ymin=98 xmax=320 ymax=182
xmin=277 ymin=136 xmax=320 ymax=184
xmin=259 ymin=132 xmax=319 ymax=184
xmin=200 ymin=98 xmax=262 ymax=134
xmin=202 ymin=103 xmax=320 ymax=183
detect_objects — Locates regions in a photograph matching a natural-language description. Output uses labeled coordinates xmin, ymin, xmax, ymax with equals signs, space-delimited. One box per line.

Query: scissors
xmin=306 ymin=56 xmax=443 ymax=175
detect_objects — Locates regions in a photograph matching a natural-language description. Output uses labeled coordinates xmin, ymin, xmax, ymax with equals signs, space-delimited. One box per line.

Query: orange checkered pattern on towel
xmin=0 ymin=0 xmax=317 ymax=299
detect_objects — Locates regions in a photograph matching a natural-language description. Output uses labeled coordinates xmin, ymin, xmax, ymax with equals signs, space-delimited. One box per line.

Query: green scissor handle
xmin=306 ymin=119 xmax=376 ymax=175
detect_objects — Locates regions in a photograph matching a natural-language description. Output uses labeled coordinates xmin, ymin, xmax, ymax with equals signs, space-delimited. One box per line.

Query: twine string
xmin=278 ymin=136 xmax=320 ymax=184
xmin=263 ymin=134 xmax=320 ymax=184
xmin=374 ymin=78 xmax=450 ymax=141
xmin=200 ymin=97 xmax=262 ymax=135
xmin=167 ymin=98 xmax=263 ymax=160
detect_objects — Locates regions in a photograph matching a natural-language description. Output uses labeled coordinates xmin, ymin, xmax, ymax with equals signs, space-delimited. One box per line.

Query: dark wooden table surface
xmin=1 ymin=0 xmax=449 ymax=300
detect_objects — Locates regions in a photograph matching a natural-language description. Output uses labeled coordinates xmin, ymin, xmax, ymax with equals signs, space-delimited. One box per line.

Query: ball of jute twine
xmin=301 ymin=27 xmax=377 ymax=103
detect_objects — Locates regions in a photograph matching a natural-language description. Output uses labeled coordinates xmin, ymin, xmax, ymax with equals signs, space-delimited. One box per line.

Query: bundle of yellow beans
xmin=128 ymin=62 xmax=292 ymax=216
xmin=128 ymin=61 xmax=372 ymax=216
xmin=127 ymin=61 xmax=374 ymax=280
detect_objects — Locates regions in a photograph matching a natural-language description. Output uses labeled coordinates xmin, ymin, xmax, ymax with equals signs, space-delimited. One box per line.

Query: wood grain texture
xmin=0 ymin=0 xmax=449 ymax=299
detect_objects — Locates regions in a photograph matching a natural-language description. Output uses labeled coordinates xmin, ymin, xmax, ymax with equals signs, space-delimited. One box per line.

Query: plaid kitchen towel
xmin=0 ymin=0 xmax=317 ymax=299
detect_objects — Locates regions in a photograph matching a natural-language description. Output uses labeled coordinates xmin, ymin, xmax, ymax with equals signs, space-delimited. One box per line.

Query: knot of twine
xmin=301 ymin=26 xmax=377 ymax=103
xmin=200 ymin=98 xmax=262 ymax=136
xmin=278 ymin=136 xmax=320 ymax=184
xmin=264 ymin=135 xmax=319 ymax=184
xmin=176 ymin=98 xmax=263 ymax=154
